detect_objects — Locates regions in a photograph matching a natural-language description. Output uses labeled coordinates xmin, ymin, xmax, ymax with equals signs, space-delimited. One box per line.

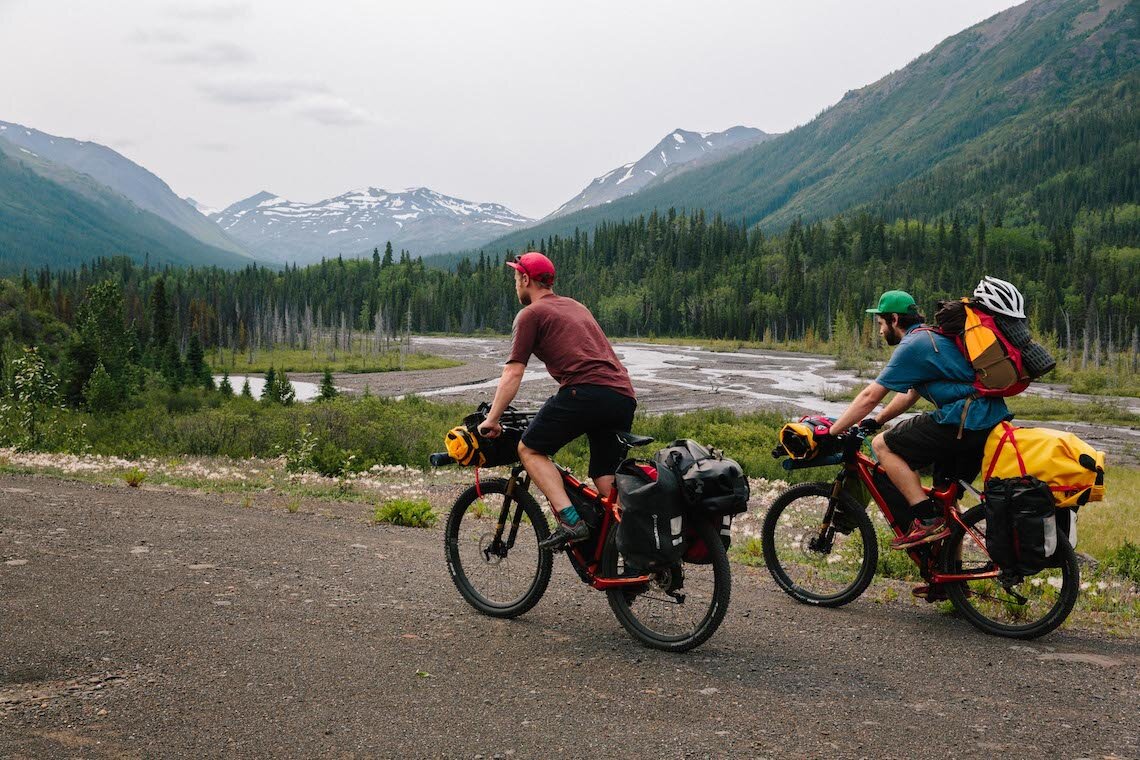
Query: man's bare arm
xmin=478 ymin=362 xmax=526 ymax=437
xmin=876 ymin=388 xmax=921 ymax=426
xmin=829 ymin=382 xmax=890 ymax=434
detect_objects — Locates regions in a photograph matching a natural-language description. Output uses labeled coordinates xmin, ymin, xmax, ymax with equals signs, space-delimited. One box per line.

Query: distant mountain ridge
xmin=211 ymin=187 xmax=532 ymax=264
xmin=0 ymin=121 xmax=249 ymax=258
xmin=0 ymin=141 xmax=256 ymax=273
xmin=547 ymin=126 xmax=773 ymax=220
xmin=482 ymin=0 xmax=1139 ymax=252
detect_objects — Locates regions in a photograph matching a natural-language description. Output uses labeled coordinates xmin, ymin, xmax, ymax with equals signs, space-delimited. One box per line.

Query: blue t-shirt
xmin=875 ymin=325 xmax=1012 ymax=431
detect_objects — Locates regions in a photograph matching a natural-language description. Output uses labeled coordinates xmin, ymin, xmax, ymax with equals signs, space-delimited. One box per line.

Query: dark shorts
xmin=521 ymin=384 xmax=637 ymax=479
xmin=881 ymin=413 xmax=992 ymax=484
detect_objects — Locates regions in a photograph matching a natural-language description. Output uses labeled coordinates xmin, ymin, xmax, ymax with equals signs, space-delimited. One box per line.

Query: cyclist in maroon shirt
xmin=478 ymin=251 xmax=637 ymax=550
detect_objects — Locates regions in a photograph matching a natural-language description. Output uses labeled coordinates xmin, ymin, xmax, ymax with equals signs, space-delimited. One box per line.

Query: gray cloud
xmin=292 ymin=96 xmax=376 ymax=127
xmin=126 ymin=28 xmax=190 ymax=46
xmin=197 ymin=78 xmax=329 ymax=106
xmin=195 ymin=141 xmax=233 ymax=152
xmin=196 ymin=78 xmax=374 ymax=126
xmin=162 ymin=42 xmax=253 ymax=67
xmin=166 ymin=2 xmax=251 ymax=22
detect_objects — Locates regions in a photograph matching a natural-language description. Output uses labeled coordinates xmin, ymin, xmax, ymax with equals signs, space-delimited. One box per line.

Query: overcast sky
xmin=1 ymin=0 xmax=1023 ymax=219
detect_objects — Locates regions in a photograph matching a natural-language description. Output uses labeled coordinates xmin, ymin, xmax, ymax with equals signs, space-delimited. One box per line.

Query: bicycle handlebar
xmin=429 ymin=452 xmax=455 ymax=467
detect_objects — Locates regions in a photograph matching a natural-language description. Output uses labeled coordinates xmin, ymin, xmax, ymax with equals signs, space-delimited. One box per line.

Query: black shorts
xmin=521 ymin=384 xmax=637 ymax=479
xmin=881 ymin=413 xmax=992 ymax=484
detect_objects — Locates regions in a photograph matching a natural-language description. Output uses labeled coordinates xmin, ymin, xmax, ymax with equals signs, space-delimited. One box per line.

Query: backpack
xmin=922 ymin=299 xmax=1030 ymax=398
xmin=655 ymin=439 xmax=750 ymax=517
xmin=615 ymin=459 xmax=685 ymax=570
xmin=982 ymin=422 xmax=1106 ymax=508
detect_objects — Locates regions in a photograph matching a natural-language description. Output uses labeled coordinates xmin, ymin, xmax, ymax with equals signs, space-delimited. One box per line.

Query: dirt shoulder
xmin=2 ymin=474 xmax=1137 ymax=759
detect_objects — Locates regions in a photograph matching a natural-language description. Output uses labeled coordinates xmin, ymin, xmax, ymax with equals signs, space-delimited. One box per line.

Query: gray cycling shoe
xmin=538 ymin=520 xmax=590 ymax=551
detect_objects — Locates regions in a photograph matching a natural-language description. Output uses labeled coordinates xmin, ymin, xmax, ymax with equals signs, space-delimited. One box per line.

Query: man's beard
xmin=884 ymin=330 xmax=902 ymax=346
xmin=519 ymin=292 xmax=531 ymax=306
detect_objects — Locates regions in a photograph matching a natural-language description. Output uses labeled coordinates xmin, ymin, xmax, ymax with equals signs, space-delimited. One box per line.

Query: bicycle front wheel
xmin=941 ymin=505 xmax=1079 ymax=639
xmin=602 ymin=516 xmax=731 ymax=653
xmin=443 ymin=478 xmax=553 ymax=618
xmin=761 ymin=482 xmax=878 ymax=607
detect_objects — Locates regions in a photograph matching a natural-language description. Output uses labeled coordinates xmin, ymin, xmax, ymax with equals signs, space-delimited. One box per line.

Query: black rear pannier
xmin=984 ymin=475 xmax=1057 ymax=580
xmin=615 ymin=459 xmax=684 ymax=570
xmin=656 ymin=439 xmax=750 ymax=516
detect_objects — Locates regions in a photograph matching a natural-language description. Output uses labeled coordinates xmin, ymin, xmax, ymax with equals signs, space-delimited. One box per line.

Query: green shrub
xmin=1104 ymin=540 xmax=1140 ymax=585
xmin=876 ymin=528 xmax=922 ymax=581
xmin=122 ymin=467 xmax=146 ymax=487
xmin=373 ymin=498 xmax=437 ymax=528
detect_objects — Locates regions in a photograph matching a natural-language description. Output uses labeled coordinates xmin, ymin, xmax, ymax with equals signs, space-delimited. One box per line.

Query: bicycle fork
xmin=809 ymin=475 xmax=847 ymax=553
xmin=485 ymin=469 xmax=532 ymax=561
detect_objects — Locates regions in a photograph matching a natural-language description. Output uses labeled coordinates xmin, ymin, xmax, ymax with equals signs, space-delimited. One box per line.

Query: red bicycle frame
xmin=841 ymin=449 xmax=1000 ymax=583
xmin=516 ymin=465 xmax=652 ymax=590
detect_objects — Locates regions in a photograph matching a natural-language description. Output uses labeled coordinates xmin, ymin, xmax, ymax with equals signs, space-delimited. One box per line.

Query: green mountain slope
xmin=483 ymin=0 xmax=1139 ymax=253
xmin=0 ymin=144 xmax=255 ymax=273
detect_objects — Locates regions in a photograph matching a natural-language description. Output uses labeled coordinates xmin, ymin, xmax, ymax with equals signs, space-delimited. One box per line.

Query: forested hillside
xmin=9 ymin=196 xmax=1138 ymax=368
xmin=0 ymin=145 xmax=253 ymax=273
xmin=483 ymin=0 xmax=1139 ymax=254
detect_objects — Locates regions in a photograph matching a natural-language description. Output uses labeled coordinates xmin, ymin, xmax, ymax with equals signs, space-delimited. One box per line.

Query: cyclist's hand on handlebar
xmin=477 ymin=419 xmax=502 ymax=438
xmin=858 ymin=418 xmax=882 ymax=434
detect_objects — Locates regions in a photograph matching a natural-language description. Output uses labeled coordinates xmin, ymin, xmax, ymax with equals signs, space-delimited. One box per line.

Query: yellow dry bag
xmin=982 ymin=422 xmax=1106 ymax=508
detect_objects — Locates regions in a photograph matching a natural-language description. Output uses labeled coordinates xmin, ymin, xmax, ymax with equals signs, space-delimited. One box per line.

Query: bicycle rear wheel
xmin=443 ymin=478 xmax=553 ymax=618
xmin=941 ymin=505 xmax=1079 ymax=639
xmin=761 ymin=482 xmax=878 ymax=607
xmin=602 ymin=516 xmax=730 ymax=653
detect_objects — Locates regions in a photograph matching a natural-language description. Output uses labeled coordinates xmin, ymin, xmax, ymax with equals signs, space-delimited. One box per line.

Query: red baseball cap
xmin=506 ymin=251 xmax=555 ymax=285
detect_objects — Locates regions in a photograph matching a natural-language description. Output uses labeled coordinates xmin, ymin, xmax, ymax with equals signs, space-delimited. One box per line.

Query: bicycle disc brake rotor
xmin=478 ymin=533 xmax=507 ymax=564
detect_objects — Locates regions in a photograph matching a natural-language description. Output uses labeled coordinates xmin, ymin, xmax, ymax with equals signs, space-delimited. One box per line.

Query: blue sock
xmin=557 ymin=505 xmax=580 ymax=526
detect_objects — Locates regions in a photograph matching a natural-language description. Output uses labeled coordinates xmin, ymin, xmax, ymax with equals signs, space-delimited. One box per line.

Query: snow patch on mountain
xmin=547 ymin=126 xmax=774 ymax=220
xmin=211 ymin=186 xmax=531 ymax=264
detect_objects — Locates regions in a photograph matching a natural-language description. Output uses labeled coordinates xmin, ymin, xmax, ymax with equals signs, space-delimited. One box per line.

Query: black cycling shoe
xmin=538 ymin=520 xmax=590 ymax=551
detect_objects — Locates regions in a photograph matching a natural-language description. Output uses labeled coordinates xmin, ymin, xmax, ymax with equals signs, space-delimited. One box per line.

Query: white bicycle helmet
xmin=972 ymin=275 xmax=1026 ymax=319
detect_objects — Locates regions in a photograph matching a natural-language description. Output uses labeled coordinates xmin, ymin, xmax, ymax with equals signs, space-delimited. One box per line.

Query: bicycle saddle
xmin=616 ymin=431 xmax=655 ymax=448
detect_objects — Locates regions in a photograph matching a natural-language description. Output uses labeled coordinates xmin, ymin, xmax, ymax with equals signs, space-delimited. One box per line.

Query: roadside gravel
xmin=2 ymin=475 xmax=1137 ymax=758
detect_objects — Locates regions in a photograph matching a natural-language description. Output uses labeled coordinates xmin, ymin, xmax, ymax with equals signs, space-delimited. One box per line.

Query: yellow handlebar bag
xmin=445 ymin=426 xmax=484 ymax=467
xmin=982 ymin=422 xmax=1106 ymax=508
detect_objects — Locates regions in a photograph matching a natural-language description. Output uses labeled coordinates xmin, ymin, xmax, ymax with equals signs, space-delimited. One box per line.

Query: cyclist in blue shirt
xmin=828 ymin=290 xmax=1011 ymax=550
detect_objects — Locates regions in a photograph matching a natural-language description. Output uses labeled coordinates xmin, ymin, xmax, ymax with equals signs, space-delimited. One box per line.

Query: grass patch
xmin=122 ymin=467 xmax=146 ymax=487
xmin=373 ymin=498 xmax=437 ymax=528
xmin=212 ymin=347 xmax=460 ymax=374
xmin=1074 ymin=467 xmax=1140 ymax=560
xmin=1006 ymin=395 xmax=1139 ymax=426
xmin=730 ymin=536 xmax=765 ymax=567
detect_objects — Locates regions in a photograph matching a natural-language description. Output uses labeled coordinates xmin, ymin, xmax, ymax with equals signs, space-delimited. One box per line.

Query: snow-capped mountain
xmin=0 ymin=121 xmax=250 ymax=258
xmin=548 ymin=126 xmax=774 ymax=220
xmin=212 ymin=187 xmax=532 ymax=264
xmin=184 ymin=197 xmax=221 ymax=218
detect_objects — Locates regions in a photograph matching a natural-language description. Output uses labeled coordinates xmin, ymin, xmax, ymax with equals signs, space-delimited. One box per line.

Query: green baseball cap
xmin=866 ymin=290 xmax=918 ymax=315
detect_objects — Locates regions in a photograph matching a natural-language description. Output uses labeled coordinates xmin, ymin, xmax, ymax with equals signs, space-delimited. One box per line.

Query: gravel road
xmin=2 ymin=475 xmax=1137 ymax=759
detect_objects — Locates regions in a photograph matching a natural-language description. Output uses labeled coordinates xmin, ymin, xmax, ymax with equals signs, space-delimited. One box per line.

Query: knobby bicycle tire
xmin=602 ymin=516 xmax=731 ymax=652
xmin=761 ymin=481 xmax=878 ymax=607
xmin=443 ymin=478 xmax=553 ymax=618
xmin=941 ymin=504 xmax=1079 ymax=639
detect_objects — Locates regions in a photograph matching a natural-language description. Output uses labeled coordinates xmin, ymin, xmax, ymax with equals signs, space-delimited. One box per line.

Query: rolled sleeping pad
xmin=992 ymin=313 xmax=1033 ymax=349
xmin=1021 ymin=341 xmax=1057 ymax=379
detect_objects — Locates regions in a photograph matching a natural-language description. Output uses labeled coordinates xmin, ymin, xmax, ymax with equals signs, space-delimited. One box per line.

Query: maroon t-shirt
xmin=507 ymin=294 xmax=635 ymax=399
